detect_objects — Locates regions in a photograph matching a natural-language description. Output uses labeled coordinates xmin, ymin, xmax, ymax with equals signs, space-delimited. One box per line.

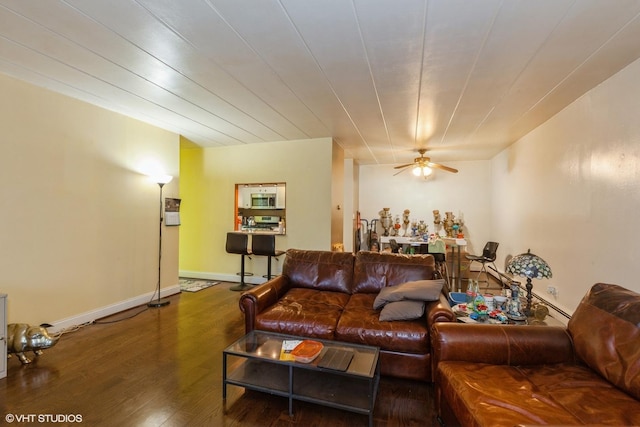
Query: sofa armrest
xmin=431 ymin=323 xmax=576 ymax=370
xmin=426 ymin=293 xmax=456 ymax=327
xmin=239 ymin=275 xmax=292 ymax=334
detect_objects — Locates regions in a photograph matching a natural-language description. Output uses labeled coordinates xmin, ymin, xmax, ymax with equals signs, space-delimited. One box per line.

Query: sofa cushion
xmin=282 ymin=249 xmax=355 ymax=294
xmin=373 ymin=279 xmax=444 ymax=309
xmin=254 ymin=288 xmax=349 ymax=339
xmin=379 ymin=300 xmax=425 ymax=321
xmin=335 ymin=293 xmax=429 ymax=353
xmin=568 ymin=282 xmax=640 ymax=399
xmin=353 ymin=251 xmax=436 ymax=294
xmin=437 ymin=361 xmax=640 ymax=426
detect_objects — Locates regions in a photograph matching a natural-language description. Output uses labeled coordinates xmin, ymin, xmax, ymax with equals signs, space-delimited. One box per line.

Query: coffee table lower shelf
xmin=224 ymin=354 xmax=379 ymax=426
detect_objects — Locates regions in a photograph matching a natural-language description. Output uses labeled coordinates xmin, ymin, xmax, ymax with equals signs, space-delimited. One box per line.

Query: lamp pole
xmin=148 ymin=176 xmax=172 ymax=308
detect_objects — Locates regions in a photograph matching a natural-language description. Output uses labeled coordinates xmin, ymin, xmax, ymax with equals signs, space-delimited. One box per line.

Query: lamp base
xmin=230 ymin=283 xmax=253 ymax=292
xmin=147 ymin=299 xmax=171 ymax=308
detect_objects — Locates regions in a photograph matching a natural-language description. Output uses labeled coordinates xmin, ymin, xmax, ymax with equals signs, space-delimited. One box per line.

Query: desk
xmin=379 ymin=236 xmax=467 ymax=291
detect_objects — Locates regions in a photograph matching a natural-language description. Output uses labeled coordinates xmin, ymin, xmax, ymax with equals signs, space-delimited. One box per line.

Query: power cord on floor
xmin=92 ymin=306 xmax=149 ymax=324
xmin=39 ymin=321 xmax=94 ymax=339
xmin=39 ymin=304 xmax=151 ymax=336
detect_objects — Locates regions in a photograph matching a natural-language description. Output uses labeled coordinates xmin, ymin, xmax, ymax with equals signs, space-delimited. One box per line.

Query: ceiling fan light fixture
xmin=412 ymin=165 xmax=432 ymax=177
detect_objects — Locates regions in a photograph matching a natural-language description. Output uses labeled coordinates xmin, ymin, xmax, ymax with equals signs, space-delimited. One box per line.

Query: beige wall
xmin=179 ymin=138 xmax=335 ymax=281
xmin=0 ymin=73 xmax=180 ymax=328
xmin=492 ymin=55 xmax=640 ymax=314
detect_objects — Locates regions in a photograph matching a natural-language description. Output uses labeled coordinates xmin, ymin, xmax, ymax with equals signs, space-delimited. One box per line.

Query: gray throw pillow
xmin=373 ymin=279 xmax=444 ymax=309
xmin=379 ymin=300 xmax=425 ymax=321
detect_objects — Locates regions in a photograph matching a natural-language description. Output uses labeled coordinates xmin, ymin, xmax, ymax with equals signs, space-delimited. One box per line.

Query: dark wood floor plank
xmin=0 ymin=282 xmax=437 ymax=426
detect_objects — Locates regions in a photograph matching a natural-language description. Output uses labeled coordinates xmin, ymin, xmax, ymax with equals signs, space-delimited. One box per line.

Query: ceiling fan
xmin=393 ymin=149 xmax=458 ymax=177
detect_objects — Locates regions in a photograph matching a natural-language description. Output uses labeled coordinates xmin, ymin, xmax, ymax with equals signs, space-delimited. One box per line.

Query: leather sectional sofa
xmin=239 ymin=249 xmax=455 ymax=381
xmin=431 ymin=282 xmax=640 ymax=426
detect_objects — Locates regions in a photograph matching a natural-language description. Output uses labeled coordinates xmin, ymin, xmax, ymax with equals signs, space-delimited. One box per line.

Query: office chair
xmin=465 ymin=241 xmax=499 ymax=290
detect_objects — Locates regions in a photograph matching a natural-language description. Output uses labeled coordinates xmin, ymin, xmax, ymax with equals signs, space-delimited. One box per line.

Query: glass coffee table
xmin=223 ymin=330 xmax=380 ymax=427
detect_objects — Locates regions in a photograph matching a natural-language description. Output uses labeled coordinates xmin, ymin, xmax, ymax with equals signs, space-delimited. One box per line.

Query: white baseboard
xmin=179 ymin=270 xmax=271 ymax=285
xmin=48 ymin=284 xmax=181 ymax=333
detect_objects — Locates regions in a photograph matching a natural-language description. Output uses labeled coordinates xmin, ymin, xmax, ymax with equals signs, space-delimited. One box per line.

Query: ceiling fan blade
xmin=428 ymin=162 xmax=458 ymax=173
xmin=393 ymin=163 xmax=414 ymax=170
xmin=393 ymin=166 xmax=411 ymax=176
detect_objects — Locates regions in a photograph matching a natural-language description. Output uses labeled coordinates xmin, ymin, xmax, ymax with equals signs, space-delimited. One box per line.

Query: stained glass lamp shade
xmin=506 ymin=249 xmax=552 ymax=316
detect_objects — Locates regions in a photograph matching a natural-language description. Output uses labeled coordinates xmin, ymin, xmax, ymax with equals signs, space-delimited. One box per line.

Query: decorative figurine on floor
xmin=7 ymin=323 xmax=60 ymax=364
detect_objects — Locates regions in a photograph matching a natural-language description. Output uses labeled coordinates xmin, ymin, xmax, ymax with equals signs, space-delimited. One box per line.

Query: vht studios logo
xmin=5 ymin=413 xmax=83 ymax=423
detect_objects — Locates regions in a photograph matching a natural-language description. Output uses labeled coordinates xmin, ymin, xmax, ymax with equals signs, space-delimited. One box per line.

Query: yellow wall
xmin=0 ymin=73 xmax=180 ymax=327
xmin=179 ymin=138 xmax=334 ymax=280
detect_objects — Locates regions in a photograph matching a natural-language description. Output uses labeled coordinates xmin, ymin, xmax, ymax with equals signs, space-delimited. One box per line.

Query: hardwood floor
xmin=0 ymin=282 xmax=438 ymax=426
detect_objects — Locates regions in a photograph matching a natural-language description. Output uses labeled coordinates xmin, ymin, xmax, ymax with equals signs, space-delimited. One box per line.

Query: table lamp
xmin=506 ymin=249 xmax=552 ymax=316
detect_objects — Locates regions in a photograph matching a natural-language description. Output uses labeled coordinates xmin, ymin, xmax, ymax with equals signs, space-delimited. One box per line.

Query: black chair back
xmin=251 ymin=234 xmax=276 ymax=256
xmin=226 ymin=233 xmax=249 ymax=255
xmin=482 ymin=241 xmax=499 ymax=261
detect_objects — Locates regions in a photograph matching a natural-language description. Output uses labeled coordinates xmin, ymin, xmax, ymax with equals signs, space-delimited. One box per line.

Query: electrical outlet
xmin=547 ymin=285 xmax=557 ymax=297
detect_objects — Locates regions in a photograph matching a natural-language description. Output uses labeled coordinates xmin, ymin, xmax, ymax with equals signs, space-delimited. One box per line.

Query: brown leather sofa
xmin=431 ymin=282 xmax=640 ymax=426
xmin=239 ymin=249 xmax=455 ymax=381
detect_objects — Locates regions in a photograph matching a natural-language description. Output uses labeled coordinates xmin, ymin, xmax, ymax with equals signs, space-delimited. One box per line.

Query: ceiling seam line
xmin=131 ymin=0 xmax=287 ymax=141
xmin=465 ymin=0 xmax=579 ymax=145
xmin=414 ymin=0 xmax=429 ymax=151
xmin=54 ymin=0 xmax=281 ymax=142
xmin=439 ymin=0 xmax=504 ymax=145
xmin=514 ymin=6 xmax=640 ymax=125
xmin=48 ymin=0 xmax=268 ymax=142
xmin=277 ymin=0 xmax=379 ymax=164
xmin=0 ymin=54 xmax=228 ymax=145
xmin=201 ymin=0 xmax=329 ymax=140
xmin=0 ymin=32 xmax=247 ymax=143
xmin=351 ymin=0 xmax=395 ymax=164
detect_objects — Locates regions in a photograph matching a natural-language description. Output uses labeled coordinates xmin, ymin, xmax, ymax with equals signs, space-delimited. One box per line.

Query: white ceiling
xmin=2 ymin=0 xmax=640 ymax=166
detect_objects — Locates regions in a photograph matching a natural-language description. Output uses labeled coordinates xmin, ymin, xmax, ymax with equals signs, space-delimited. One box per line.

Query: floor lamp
xmin=148 ymin=175 xmax=173 ymax=308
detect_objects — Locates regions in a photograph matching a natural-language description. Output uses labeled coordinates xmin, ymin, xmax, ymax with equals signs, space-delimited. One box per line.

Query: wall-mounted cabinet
xmin=276 ymin=186 xmax=286 ymax=209
xmin=238 ymin=185 xmax=252 ymax=209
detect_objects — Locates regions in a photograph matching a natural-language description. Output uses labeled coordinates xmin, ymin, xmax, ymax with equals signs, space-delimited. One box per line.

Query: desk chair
xmin=465 ymin=241 xmax=499 ymax=290
xmin=251 ymin=234 xmax=285 ymax=280
xmin=226 ymin=232 xmax=253 ymax=292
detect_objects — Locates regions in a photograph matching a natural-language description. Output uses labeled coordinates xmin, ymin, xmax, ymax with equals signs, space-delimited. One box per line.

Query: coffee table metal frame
xmin=223 ymin=330 xmax=380 ymax=427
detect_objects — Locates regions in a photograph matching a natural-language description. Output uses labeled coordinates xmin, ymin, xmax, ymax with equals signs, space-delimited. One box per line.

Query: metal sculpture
xmin=7 ymin=324 xmax=60 ymax=364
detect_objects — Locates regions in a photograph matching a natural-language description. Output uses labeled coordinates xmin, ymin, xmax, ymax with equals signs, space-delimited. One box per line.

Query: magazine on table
xmin=279 ymin=340 xmax=303 ymax=361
